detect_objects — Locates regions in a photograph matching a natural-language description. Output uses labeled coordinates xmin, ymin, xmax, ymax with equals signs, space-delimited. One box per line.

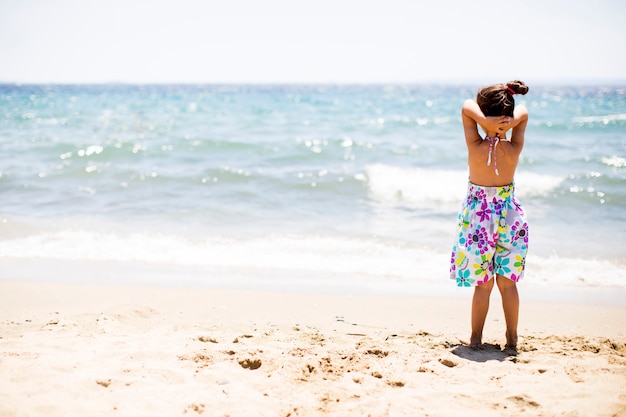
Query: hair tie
xmin=506 ymin=86 xmax=516 ymax=96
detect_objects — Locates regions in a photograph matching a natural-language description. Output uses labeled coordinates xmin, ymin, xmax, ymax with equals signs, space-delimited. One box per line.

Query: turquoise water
xmin=1 ymin=84 xmax=625 ymax=291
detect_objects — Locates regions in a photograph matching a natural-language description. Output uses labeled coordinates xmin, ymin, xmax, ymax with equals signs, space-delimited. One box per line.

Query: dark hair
xmin=476 ymin=80 xmax=529 ymax=117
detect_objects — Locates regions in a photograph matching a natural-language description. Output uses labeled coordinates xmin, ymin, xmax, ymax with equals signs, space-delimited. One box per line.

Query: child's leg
xmin=496 ymin=274 xmax=519 ymax=348
xmin=470 ymin=278 xmax=495 ymax=347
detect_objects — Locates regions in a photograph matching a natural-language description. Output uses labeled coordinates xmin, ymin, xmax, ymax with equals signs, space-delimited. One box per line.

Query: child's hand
xmin=484 ymin=116 xmax=513 ymax=134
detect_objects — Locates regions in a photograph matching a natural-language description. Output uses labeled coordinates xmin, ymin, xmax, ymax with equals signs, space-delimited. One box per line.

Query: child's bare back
xmin=462 ymin=100 xmax=528 ymax=187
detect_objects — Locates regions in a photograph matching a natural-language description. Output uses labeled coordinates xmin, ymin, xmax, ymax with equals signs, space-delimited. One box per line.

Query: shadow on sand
xmin=451 ymin=343 xmax=518 ymax=363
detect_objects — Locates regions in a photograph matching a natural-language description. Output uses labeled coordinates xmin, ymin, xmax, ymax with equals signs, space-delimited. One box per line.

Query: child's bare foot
xmin=506 ymin=331 xmax=518 ymax=350
xmin=503 ymin=344 xmax=518 ymax=356
xmin=469 ymin=332 xmax=483 ymax=348
xmin=458 ymin=336 xmax=482 ymax=349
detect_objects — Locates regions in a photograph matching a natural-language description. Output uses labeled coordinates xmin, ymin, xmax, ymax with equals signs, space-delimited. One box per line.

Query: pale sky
xmin=1 ymin=0 xmax=624 ymax=84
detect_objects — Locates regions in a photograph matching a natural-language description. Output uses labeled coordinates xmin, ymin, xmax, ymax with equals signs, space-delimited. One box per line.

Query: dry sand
xmin=1 ymin=280 xmax=625 ymax=417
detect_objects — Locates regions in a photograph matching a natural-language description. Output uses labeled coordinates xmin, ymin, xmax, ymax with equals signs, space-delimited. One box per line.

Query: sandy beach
xmin=1 ymin=279 xmax=625 ymax=417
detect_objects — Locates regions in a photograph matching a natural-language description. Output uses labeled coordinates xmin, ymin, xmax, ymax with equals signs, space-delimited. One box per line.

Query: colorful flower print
xmin=456 ymin=269 xmax=475 ymax=287
xmin=450 ymin=182 xmax=528 ymax=287
xmin=511 ymin=221 xmax=529 ymax=244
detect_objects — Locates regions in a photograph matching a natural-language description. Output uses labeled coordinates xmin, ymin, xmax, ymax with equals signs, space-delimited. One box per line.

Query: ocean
xmin=1 ymin=84 xmax=625 ymax=297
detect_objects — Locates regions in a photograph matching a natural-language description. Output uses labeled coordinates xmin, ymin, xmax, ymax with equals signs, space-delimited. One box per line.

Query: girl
xmin=450 ymin=81 xmax=529 ymax=350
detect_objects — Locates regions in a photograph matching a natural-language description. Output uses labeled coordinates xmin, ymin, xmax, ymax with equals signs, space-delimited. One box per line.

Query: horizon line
xmin=1 ymin=77 xmax=626 ymax=87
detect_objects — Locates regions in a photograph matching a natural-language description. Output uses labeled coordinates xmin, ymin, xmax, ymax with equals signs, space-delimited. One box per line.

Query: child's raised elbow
xmin=514 ymin=105 xmax=529 ymax=120
xmin=461 ymin=99 xmax=477 ymax=115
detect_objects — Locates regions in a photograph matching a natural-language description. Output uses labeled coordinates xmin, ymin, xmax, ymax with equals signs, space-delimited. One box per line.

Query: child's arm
xmin=462 ymin=100 xmax=512 ymax=135
xmin=510 ymin=105 xmax=529 ymax=147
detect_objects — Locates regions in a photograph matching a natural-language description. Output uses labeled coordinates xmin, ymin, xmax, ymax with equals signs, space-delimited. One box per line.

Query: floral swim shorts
xmin=450 ymin=182 xmax=529 ymax=287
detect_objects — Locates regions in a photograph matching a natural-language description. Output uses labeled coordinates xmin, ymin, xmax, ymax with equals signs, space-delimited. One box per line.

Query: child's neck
xmin=483 ymin=129 xmax=508 ymax=139
xmin=484 ymin=129 xmax=506 ymax=139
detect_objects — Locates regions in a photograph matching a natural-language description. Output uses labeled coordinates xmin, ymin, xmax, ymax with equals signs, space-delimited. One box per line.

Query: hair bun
xmin=506 ymin=80 xmax=529 ymax=95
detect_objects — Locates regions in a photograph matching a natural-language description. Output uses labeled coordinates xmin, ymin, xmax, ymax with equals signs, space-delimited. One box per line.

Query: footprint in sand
xmin=232 ymin=334 xmax=254 ymax=343
xmin=565 ymin=366 xmax=585 ymax=383
xmin=439 ymin=358 xmax=458 ymax=368
xmin=238 ymin=358 xmax=262 ymax=370
xmin=507 ymin=395 xmax=540 ymax=408
xmin=96 ymin=379 xmax=112 ymax=388
xmin=178 ymin=352 xmax=213 ymax=372
xmin=184 ymin=403 xmax=205 ymax=414
xmin=197 ymin=336 xmax=218 ymax=343
xmin=364 ymin=349 xmax=389 ymax=358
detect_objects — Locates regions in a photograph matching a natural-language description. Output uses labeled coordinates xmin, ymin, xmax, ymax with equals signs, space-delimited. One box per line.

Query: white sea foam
xmin=1 ymin=230 xmax=623 ymax=290
xmin=365 ymin=164 xmax=467 ymax=210
xmin=514 ymin=171 xmax=566 ymax=197
xmin=0 ymin=231 xmax=439 ymax=284
xmin=365 ymin=164 xmax=565 ymax=210
xmin=526 ymin=255 xmax=626 ymax=288
xmin=601 ymin=156 xmax=626 ymax=168
xmin=572 ymin=113 xmax=626 ymax=124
